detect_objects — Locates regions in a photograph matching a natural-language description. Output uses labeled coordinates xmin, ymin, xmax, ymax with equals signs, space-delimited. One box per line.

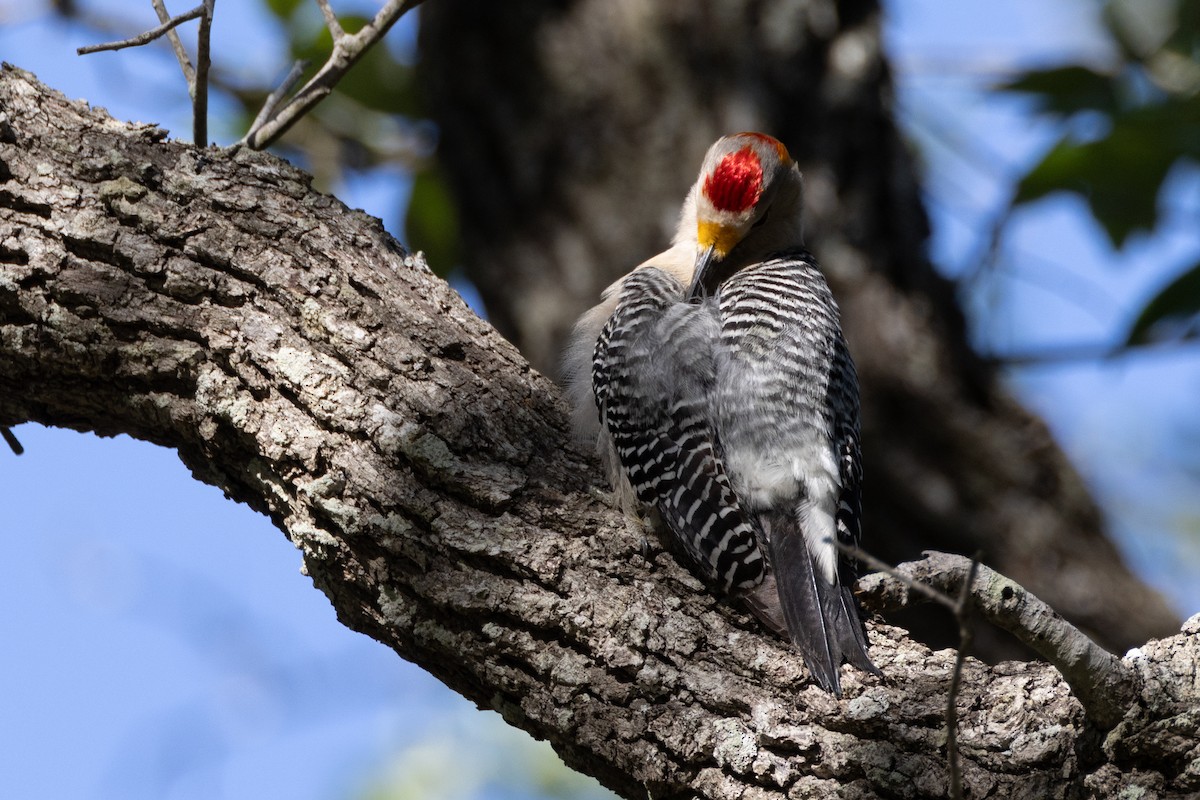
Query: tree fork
xmin=2 ymin=66 xmax=1198 ymax=800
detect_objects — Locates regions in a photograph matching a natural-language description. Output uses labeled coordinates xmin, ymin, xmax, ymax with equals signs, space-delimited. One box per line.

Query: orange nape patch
xmin=703 ymin=146 xmax=763 ymax=213
xmin=734 ymin=132 xmax=791 ymax=163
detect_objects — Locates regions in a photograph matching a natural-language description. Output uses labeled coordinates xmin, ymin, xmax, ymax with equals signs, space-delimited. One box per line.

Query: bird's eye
xmin=751 ymin=209 xmax=770 ymax=228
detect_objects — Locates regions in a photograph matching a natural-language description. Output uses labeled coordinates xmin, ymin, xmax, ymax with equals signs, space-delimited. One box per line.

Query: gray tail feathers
xmin=762 ymin=510 xmax=879 ymax=695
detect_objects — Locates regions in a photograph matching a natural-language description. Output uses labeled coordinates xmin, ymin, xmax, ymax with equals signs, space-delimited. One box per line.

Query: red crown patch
xmin=703 ymin=146 xmax=764 ymax=213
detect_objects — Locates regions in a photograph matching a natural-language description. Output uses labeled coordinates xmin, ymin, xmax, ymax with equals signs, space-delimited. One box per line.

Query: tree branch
xmin=857 ymin=552 xmax=1141 ymax=730
xmin=3 ymin=65 xmax=1199 ymax=800
xmin=192 ymin=0 xmax=214 ymax=146
xmin=246 ymin=60 xmax=309 ymax=135
xmin=152 ymin=0 xmax=196 ymax=89
xmin=241 ymin=0 xmax=426 ymax=150
xmin=75 ymin=4 xmax=204 ymax=55
xmin=0 ymin=425 xmax=23 ymax=455
xmin=316 ymin=0 xmax=347 ymax=42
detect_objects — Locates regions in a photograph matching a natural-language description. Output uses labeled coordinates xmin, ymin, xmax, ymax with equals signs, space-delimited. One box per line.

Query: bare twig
xmin=946 ymin=553 xmax=981 ymax=800
xmin=838 ymin=540 xmax=958 ymax=612
xmin=192 ymin=0 xmax=215 ymax=146
xmin=76 ymin=3 xmax=203 ymax=55
xmin=77 ymin=0 xmax=211 ymax=143
xmin=247 ymin=60 xmax=310 ymax=134
xmin=856 ymin=551 xmax=1139 ymax=730
xmin=317 ymin=0 xmax=346 ymax=42
xmin=837 ymin=540 xmax=982 ymax=796
xmin=1 ymin=426 xmax=23 ymax=456
xmin=152 ymin=0 xmax=196 ymax=89
xmin=241 ymin=0 xmax=428 ymax=150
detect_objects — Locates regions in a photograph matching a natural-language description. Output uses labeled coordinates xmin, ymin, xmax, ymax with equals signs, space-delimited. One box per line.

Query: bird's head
xmin=688 ymin=132 xmax=804 ymax=298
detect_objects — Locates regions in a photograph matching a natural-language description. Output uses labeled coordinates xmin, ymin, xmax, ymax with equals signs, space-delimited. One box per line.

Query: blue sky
xmin=3 ymin=428 xmax=425 ymax=799
xmin=2 ymin=1 xmax=1198 ymax=798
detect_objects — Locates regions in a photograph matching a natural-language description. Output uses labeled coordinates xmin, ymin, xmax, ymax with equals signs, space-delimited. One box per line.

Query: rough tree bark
xmin=418 ymin=0 xmax=1180 ymax=660
xmin=3 ymin=66 xmax=1198 ymax=800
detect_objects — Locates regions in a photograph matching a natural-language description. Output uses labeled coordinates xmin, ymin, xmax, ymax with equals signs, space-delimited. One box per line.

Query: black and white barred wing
xmin=592 ymin=267 xmax=765 ymax=593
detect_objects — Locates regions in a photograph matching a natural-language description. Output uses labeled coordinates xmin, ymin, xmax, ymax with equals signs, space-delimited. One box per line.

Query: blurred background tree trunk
xmin=419 ymin=0 xmax=1179 ymax=659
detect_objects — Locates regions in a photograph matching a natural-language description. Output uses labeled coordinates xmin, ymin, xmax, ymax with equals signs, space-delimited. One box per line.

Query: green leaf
xmin=1127 ymin=261 xmax=1200 ymax=344
xmin=405 ymin=167 xmax=461 ymax=278
xmin=1013 ymin=118 xmax=1177 ymax=247
xmin=1000 ymin=65 xmax=1120 ymax=116
xmin=1132 ymin=93 xmax=1200 ymax=159
xmin=1013 ymin=92 xmax=1200 ymax=248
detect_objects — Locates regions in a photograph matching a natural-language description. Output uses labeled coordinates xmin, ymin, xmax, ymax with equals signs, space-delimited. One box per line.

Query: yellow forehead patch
xmin=697 ymin=220 xmax=743 ymax=258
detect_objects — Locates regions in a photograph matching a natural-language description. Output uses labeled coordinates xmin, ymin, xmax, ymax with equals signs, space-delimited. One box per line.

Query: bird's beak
xmin=693 ymin=219 xmax=741 ymax=299
xmin=688 ymin=244 xmax=717 ymax=299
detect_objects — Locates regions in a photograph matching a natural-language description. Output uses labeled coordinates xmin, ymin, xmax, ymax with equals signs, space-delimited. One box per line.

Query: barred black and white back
xmin=713 ymin=252 xmax=875 ymax=690
xmin=713 ymin=252 xmax=861 ymax=581
xmin=591 ymin=252 xmax=876 ymax=693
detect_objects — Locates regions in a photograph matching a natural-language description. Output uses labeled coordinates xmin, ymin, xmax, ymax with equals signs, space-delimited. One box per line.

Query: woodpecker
xmin=565 ymin=132 xmax=877 ymax=694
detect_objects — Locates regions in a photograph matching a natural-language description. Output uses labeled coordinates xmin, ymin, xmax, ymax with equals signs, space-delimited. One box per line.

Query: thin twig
xmin=76 ymin=3 xmax=203 ymax=55
xmin=152 ymin=0 xmax=196 ymax=90
xmin=192 ymin=0 xmax=215 ymax=146
xmin=247 ymin=60 xmax=310 ymax=134
xmin=317 ymin=0 xmax=346 ymax=42
xmin=838 ymin=540 xmax=982 ymax=796
xmin=946 ymin=553 xmax=981 ymax=800
xmin=241 ymin=0 xmax=428 ymax=150
xmin=1 ymin=426 xmax=23 ymax=456
xmin=958 ymin=197 xmax=1012 ymax=291
xmin=836 ymin=540 xmax=959 ymax=612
